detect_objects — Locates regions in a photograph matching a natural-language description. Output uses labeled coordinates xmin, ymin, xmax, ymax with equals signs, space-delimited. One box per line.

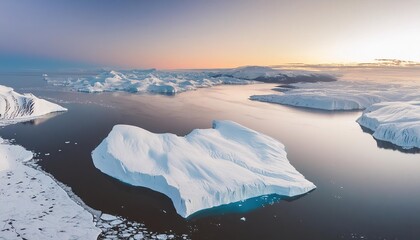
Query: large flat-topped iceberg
xmin=92 ymin=120 xmax=316 ymax=218
xmin=357 ymin=101 xmax=420 ymax=149
xmin=0 ymin=85 xmax=67 ymax=124
xmin=250 ymin=80 xmax=420 ymax=111
xmin=0 ymin=138 xmax=100 ymax=239
xmin=46 ymin=66 xmax=335 ymax=94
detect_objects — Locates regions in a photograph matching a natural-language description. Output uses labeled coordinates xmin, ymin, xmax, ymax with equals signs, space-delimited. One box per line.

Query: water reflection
xmin=21 ymin=112 xmax=65 ymax=126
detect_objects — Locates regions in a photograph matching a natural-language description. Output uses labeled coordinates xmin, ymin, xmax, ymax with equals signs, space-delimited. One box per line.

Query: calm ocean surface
xmin=1 ymin=72 xmax=419 ymax=239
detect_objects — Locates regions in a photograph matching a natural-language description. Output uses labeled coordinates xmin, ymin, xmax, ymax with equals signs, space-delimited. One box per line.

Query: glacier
xmin=45 ymin=66 xmax=335 ymax=94
xmin=0 ymin=85 xmax=67 ymax=125
xmin=91 ymin=120 xmax=316 ymax=218
xmin=0 ymin=137 xmax=101 ymax=239
xmin=357 ymin=101 xmax=420 ymax=149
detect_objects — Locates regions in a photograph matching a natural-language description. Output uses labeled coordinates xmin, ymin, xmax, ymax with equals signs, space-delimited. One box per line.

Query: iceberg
xmin=250 ymin=80 xmax=420 ymax=111
xmin=0 ymin=85 xmax=67 ymax=125
xmin=0 ymin=137 xmax=101 ymax=239
xmin=46 ymin=66 xmax=335 ymax=95
xmin=92 ymin=120 xmax=316 ymax=218
xmin=357 ymin=101 xmax=420 ymax=149
xmin=214 ymin=66 xmax=336 ymax=83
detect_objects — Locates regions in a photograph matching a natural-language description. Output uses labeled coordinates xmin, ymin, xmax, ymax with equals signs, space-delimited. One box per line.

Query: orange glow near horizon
xmin=1 ymin=1 xmax=420 ymax=69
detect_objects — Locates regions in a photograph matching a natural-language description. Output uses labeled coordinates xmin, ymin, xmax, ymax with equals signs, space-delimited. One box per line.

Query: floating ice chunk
xmin=92 ymin=120 xmax=316 ymax=218
xmin=357 ymin=101 xmax=420 ymax=149
xmin=240 ymin=217 xmax=246 ymax=221
xmin=100 ymin=213 xmax=118 ymax=221
xmin=0 ymin=85 xmax=67 ymax=125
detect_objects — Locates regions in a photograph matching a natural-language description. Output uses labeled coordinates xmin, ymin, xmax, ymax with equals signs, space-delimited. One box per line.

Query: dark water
xmin=1 ymin=73 xmax=420 ymax=240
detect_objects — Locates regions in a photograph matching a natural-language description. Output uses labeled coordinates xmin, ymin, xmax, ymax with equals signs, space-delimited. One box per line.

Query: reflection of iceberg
xmin=92 ymin=120 xmax=316 ymax=218
xmin=357 ymin=101 xmax=420 ymax=150
xmin=0 ymin=85 xmax=67 ymax=126
xmin=21 ymin=111 xmax=65 ymax=126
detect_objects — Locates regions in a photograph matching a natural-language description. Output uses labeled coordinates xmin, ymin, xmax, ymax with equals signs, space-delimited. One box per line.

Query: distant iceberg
xmin=0 ymin=85 xmax=67 ymax=125
xmin=92 ymin=120 xmax=316 ymax=218
xmin=213 ymin=66 xmax=336 ymax=83
xmin=46 ymin=66 xmax=335 ymax=95
xmin=357 ymin=101 xmax=420 ymax=149
xmin=250 ymin=81 xmax=420 ymax=111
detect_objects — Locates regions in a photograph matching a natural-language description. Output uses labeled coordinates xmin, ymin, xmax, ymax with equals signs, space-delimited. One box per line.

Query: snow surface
xmin=0 ymin=85 xmax=67 ymax=125
xmin=0 ymin=137 xmax=101 ymax=239
xmin=357 ymin=101 xmax=420 ymax=149
xmin=46 ymin=66 xmax=334 ymax=94
xmin=250 ymin=80 xmax=420 ymax=111
xmin=92 ymin=120 xmax=316 ymax=218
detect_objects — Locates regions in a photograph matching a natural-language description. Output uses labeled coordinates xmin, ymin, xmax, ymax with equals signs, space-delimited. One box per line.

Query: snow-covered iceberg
xmin=92 ymin=120 xmax=316 ymax=218
xmin=46 ymin=66 xmax=335 ymax=94
xmin=0 ymin=137 xmax=100 ymax=239
xmin=0 ymin=85 xmax=67 ymax=125
xmin=357 ymin=101 xmax=420 ymax=149
xmin=250 ymin=80 xmax=420 ymax=111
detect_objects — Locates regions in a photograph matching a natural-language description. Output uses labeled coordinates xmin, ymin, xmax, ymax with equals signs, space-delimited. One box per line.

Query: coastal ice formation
xmin=0 ymin=85 xmax=67 ymax=125
xmin=357 ymin=101 xmax=420 ymax=149
xmin=46 ymin=66 xmax=335 ymax=94
xmin=250 ymin=80 xmax=420 ymax=111
xmin=0 ymin=138 xmax=101 ymax=239
xmin=92 ymin=120 xmax=316 ymax=218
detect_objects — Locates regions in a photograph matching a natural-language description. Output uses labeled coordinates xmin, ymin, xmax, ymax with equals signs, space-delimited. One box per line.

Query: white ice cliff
xmin=0 ymin=85 xmax=67 ymax=124
xmin=357 ymin=101 xmax=420 ymax=149
xmin=92 ymin=120 xmax=316 ymax=218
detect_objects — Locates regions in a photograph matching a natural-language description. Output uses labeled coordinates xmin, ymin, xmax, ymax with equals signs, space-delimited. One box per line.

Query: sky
xmin=1 ymin=0 xmax=420 ymax=69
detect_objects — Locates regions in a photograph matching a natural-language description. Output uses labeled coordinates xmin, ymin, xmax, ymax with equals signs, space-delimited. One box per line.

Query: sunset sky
xmin=1 ymin=0 xmax=419 ymax=69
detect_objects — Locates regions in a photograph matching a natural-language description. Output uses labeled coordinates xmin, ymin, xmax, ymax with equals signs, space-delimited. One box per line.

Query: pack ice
xmin=92 ymin=120 xmax=316 ymax=218
xmin=46 ymin=66 xmax=335 ymax=94
xmin=0 ymin=138 xmax=101 ymax=239
xmin=0 ymin=85 xmax=67 ymax=125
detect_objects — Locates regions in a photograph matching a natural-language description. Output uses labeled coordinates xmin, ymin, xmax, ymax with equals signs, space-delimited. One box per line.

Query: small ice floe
xmin=65 ymin=141 xmax=70 ymax=144
xmin=44 ymin=153 xmax=50 ymax=156
xmin=240 ymin=217 xmax=246 ymax=221
xmin=100 ymin=213 xmax=118 ymax=221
